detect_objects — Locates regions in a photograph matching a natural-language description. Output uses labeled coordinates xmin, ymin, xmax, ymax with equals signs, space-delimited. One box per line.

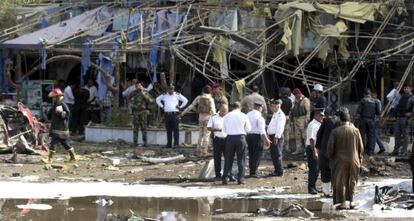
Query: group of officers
xmin=127 ymin=81 xmax=328 ymax=186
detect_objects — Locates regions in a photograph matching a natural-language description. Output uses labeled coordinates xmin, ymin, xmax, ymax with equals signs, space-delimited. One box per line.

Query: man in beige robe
xmin=327 ymin=107 xmax=364 ymax=210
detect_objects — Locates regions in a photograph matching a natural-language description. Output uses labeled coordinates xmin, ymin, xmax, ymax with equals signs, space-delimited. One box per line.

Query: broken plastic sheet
xmin=148 ymin=9 xmax=183 ymax=82
xmin=2 ymin=6 xmax=112 ymax=48
xmin=39 ymin=43 xmax=47 ymax=70
xmin=230 ymin=79 xmax=247 ymax=103
xmin=97 ymin=53 xmax=114 ymax=101
xmin=316 ymin=2 xmax=379 ymax=24
xmin=80 ymin=40 xmax=93 ymax=86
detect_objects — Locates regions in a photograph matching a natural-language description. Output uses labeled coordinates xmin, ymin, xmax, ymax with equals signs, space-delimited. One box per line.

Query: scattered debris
xmin=95 ymin=198 xmax=114 ymax=207
xmin=127 ymin=168 xmax=143 ymax=174
xmin=101 ymin=150 xmax=115 ymax=155
xmin=17 ymin=204 xmax=53 ymax=210
xmin=298 ymin=163 xmax=307 ymax=171
xmin=286 ymin=162 xmax=299 ymax=169
xmin=374 ymin=185 xmax=414 ymax=210
xmin=198 ymin=159 xmax=215 ymax=179
xmin=255 ymin=203 xmax=314 ymax=218
xmin=105 ymin=166 xmax=120 ymax=171
xmin=140 ymin=154 xmax=185 ymax=164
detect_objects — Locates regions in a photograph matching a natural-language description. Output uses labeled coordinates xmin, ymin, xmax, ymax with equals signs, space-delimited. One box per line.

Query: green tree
xmin=0 ymin=0 xmax=44 ymax=30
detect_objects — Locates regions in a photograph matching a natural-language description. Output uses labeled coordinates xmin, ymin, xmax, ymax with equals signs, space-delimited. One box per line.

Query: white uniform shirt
xmin=223 ymin=110 xmax=251 ymax=135
xmin=246 ymin=109 xmax=266 ymax=135
xmin=207 ymin=113 xmax=227 ymax=138
xmin=305 ymin=119 xmax=321 ymax=146
xmin=63 ymin=86 xmax=75 ymax=105
xmin=156 ymin=92 xmax=188 ymax=112
xmin=88 ymin=86 xmax=98 ymax=104
xmin=386 ymin=88 xmax=401 ymax=108
xmin=267 ymin=110 xmax=286 ymax=139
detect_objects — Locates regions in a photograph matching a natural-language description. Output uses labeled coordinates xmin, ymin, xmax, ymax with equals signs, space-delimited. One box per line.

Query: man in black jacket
xmin=391 ymin=84 xmax=414 ymax=156
xmin=42 ymin=88 xmax=76 ymax=163
xmin=316 ymin=109 xmax=342 ymax=197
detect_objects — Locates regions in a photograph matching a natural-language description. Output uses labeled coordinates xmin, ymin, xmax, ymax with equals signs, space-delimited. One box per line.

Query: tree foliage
xmin=0 ymin=1 xmax=45 ymax=30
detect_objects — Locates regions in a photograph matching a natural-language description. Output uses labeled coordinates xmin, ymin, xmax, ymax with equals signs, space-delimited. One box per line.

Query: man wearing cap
xmin=180 ymin=86 xmax=216 ymax=156
xmin=290 ymin=88 xmax=311 ymax=155
xmin=279 ymin=87 xmax=293 ymax=152
xmin=129 ymin=81 xmax=154 ymax=147
xmin=246 ymin=100 xmax=271 ymax=177
xmin=211 ymin=83 xmax=228 ymax=111
xmin=328 ymin=107 xmax=364 ymax=210
xmin=240 ymin=85 xmax=267 ymax=117
xmin=311 ymin=84 xmax=327 ymax=117
xmin=42 ymin=88 xmax=76 ymax=163
xmin=392 ymin=84 xmax=414 ymax=156
xmin=306 ymin=110 xmax=324 ymax=194
xmin=222 ymin=102 xmax=251 ymax=185
xmin=267 ymin=99 xmax=287 ymax=176
xmin=156 ymin=84 xmax=188 ymax=148
xmin=356 ymin=89 xmax=380 ymax=155
xmin=207 ymin=103 xmax=229 ymax=180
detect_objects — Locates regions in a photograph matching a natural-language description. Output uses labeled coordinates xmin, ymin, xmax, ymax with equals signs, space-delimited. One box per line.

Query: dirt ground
xmin=0 ymin=140 xmax=410 ymax=193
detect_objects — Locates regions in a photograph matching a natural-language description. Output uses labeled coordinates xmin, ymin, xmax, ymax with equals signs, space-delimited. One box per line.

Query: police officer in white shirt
xmin=207 ymin=103 xmax=229 ymax=180
xmin=306 ymin=110 xmax=324 ymax=194
xmin=156 ymin=84 xmax=188 ymax=148
xmin=63 ymin=82 xmax=76 ymax=132
xmin=267 ymin=99 xmax=287 ymax=177
xmin=222 ymin=102 xmax=251 ymax=185
xmin=246 ymin=101 xmax=271 ymax=178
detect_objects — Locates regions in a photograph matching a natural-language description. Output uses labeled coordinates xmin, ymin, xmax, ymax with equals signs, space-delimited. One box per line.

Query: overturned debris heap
xmin=0 ymin=103 xmax=49 ymax=162
xmin=375 ymin=185 xmax=414 ymax=210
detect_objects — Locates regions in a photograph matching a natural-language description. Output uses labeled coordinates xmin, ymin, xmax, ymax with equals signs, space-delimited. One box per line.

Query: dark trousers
xmin=50 ymin=134 xmax=72 ymax=151
xmin=306 ymin=146 xmax=319 ymax=191
xmin=394 ymin=117 xmax=410 ymax=155
xmin=165 ymin=112 xmax=179 ymax=148
xmin=72 ymin=107 xmax=88 ymax=134
xmin=359 ymin=118 xmax=376 ymax=154
xmin=247 ymin=134 xmax=263 ymax=175
xmin=223 ymin=135 xmax=247 ymax=182
xmin=67 ymin=104 xmax=74 ymax=132
xmin=213 ymin=137 xmax=226 ymax=178
xmin=375 ymin=120 xmax=385 ymax=151
xmin=319 ymin=153 xmax=331 ymax=183
xmin=269 ymin=135 xmax=284 ymax=175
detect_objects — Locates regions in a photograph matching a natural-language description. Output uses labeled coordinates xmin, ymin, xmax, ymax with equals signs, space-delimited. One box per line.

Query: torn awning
xmin=1 ymin=6 xmax=112 ymax=49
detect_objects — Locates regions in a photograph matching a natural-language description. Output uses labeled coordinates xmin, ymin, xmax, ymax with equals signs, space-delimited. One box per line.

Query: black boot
xmin=67 ymin=148 xmax=76 ymax=162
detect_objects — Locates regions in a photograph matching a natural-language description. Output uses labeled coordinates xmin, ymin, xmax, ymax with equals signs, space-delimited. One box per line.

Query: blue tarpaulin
xmin=39 ymin=43 xmax=47 ymax=70
xmin=1 ymin=6 xmax=111 ymax=49
xmin=97 ymin=53 xmax=114 ymax=101
xmin=80 ymin=40 xmax=93 ymax=86
xmin=41 ymin=14 xmax=48 ymax=29
xmin=148 ymin=9 xmax=183 ymax=83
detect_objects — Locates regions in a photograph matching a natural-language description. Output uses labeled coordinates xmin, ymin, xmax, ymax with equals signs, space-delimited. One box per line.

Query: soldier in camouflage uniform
xmin=180 ymin=86 xmax=216 ymax=156
xmin=129 ymin=82 xmax=154 ymax=146
xmin=211 ymin=83 xmax=228 ymax=111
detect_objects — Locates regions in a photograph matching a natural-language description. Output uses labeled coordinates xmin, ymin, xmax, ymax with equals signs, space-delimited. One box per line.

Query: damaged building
xmin=0 ymin=0 xmax=413 ymax=122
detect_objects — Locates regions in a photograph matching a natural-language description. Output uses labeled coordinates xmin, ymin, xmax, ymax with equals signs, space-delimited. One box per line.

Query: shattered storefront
xmin=0 ymin=0 xmax=412 ymax=120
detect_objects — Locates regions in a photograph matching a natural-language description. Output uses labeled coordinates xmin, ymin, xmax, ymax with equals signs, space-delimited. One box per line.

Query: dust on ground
xmin=0 ymin=140 xmax=410 ymax=193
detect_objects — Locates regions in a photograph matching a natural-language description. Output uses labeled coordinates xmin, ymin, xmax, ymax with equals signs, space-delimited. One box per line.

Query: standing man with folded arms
xmin=156 ymin=84 xmax=188 ymax=148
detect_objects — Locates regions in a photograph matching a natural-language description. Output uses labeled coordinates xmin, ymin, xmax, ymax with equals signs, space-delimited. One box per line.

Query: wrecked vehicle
xmin=0 ymin=103 xmax=49 ymax=162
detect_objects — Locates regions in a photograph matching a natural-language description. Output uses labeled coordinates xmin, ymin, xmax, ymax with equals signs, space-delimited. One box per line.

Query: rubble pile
xmin=363 ymin=156 xmax=405 ymax=177
xmin=375 ymin=185 xmax=414 ymax=210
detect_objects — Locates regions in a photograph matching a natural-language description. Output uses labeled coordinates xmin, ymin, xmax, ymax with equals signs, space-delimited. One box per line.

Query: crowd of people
xmin=46 ymin=78 xmax=414 ymax=210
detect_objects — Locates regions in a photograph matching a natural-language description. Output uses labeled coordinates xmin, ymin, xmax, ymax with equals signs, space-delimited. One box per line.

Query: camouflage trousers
xmin=197 ymin=114 xmax=211 ymax=156
xmin=283 ymin=119 xmax=291 ymax=152
xmin=133 ymin=113 xmax=148 ymax=146
xmin=292 ymin=116 xmax=307 ymax=154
